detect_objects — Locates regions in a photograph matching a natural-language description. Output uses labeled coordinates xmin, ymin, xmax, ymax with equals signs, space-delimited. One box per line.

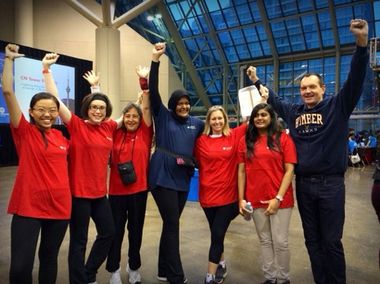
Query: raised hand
xmin=259 ymin=85 xmax=269 ymax=103
xmin=5 ymin=44 xmax=24 ymax=60
xmin=247 ymin=66 xmax=259 ymax=83
xmin=136 ymin=65 xmax=150 ymax=78
xmin=350 ymin=19 xmax=368 ymax=47
xmin=152 ymin=42 xmax=166 ymax=62
xmin=83 ymin=70 xmax=100 ymax=86
xmin=42 ymin=53 xmax=59 ymax=70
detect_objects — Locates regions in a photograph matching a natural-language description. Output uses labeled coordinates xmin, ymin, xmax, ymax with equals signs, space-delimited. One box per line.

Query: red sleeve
xmin=237 ymin=136 xmax=246 ymax=164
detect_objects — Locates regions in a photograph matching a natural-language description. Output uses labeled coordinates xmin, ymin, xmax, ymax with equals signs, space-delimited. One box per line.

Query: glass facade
xmin=111 ymin=0 xmax=378 ymax=131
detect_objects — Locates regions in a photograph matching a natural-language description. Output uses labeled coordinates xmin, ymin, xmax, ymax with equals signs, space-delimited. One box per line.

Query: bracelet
xmin=42 ymin=69 xmax=50 ymax=74
xmin=275 ymin=195 xmax=283 ymax=202
xmin=139 ymin=77 xmax=149 ymax=90
xmin=5 ymin=56 xmax=13 ymax=61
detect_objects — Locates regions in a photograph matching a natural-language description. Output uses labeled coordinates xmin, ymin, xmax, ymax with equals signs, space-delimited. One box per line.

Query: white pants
xmin=252 ymin=207 xmax=292 ymax=283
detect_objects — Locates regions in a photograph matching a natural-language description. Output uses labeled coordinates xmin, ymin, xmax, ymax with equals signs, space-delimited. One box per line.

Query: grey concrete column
xmin=15 ymin=0 xmax=33 ymax=46
xmin=95 ymin=27 xmax=121 ymax=117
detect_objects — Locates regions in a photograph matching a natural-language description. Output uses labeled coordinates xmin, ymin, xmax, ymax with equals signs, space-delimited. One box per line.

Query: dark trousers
xmin=372 ymin=181 xmax=380 ymax=268
xmin=203 ymin=202 xmax=239 ymax=264
xmin=68 ymin=196 xmax=115 ymax=284
xmin=9 ymin=215 xmax=68 ymax=284
xmin=106 ymin=191 xmax=148 ymax=272
xmin=151 ymin=186 xmax=188 ymax=284
xmin=296 ymin=175 xmax=346 ymax=284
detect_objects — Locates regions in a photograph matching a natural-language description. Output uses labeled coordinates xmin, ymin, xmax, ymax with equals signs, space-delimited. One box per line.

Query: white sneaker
xmin=127 ymin=264 xmax=141 ymax=284
xmin=109 ymin=268 xmax=123 ymax=284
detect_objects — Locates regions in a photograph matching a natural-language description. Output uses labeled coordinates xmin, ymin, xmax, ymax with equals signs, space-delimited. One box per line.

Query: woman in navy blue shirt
xmin=149 ymin=42 xmax=204 ymax=284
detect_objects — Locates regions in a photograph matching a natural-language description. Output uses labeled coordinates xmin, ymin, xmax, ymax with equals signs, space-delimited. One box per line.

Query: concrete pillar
xmin=95 ymin=27 xmax=121 ymax=117
xmin=15 ymin=0 xmax=33 ymax=46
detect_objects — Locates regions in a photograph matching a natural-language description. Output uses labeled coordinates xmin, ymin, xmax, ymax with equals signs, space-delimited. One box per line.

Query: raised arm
xmin=247 ymin=65 xmax=292 ymax=121
xmin=83 ymin=70 xmax=101 ymax=93
xmin=42 ymin=53 xmax=72 ymax=123
xmin=1 ymin=44 xmax=24 ymax=127
xmin=149 ymin=42 xmax=166 ymax=116
xmin=339 ymin=19 xmax=369 ymax=116
xmin=136 ymin=65 xmax=152 ymax=127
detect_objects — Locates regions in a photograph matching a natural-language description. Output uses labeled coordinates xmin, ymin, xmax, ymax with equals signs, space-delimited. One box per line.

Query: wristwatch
xmin=275 ymin=195 xmax=283 ymax=202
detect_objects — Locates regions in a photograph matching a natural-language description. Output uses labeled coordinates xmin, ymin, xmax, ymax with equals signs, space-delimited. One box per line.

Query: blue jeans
xmin=296 ymin=175 xmax=346 ymax=284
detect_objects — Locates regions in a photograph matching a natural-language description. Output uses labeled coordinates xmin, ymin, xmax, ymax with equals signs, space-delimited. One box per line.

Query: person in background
xmin=106 ymin=66 xmax=153 ymax=284
xmin=238 ymin=103 xmax=297 ymax=284
xmin=148 ymin=42 xmax=204 ymax=284
xmin=3 ymin=43 xmax=71 ymax=284
xmin=248 ymin=19 xmax=368 ymax=284
xmin=43 ymin=54 xmax=121 ymax=284
xmin=348 ymin=132 xmax=358 ymax=155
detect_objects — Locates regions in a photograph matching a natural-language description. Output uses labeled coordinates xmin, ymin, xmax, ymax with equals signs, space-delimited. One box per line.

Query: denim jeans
xmin=296 ymin=175 xmax=346 ymax=284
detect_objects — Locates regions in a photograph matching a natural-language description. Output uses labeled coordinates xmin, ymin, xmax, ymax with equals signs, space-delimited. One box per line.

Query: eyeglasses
xmin=33 ymin=107 xmax=58 ymax=115
xmin=89 ymin=105 xmax=106 ymax=112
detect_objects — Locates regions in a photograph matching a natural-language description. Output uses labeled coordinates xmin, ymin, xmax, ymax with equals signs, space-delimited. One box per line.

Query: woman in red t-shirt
xmin=106 ymin=67 xmax=153 ymax=284
xmin=238 ymin=103 xmax=297 ymax=284
xmin=43 ymin=54 xmax=120 ymax=284
xmin=3 ymin=44 xmax=71 ymax=284
xmin=194 ymin=106 xmax=247 ymax=284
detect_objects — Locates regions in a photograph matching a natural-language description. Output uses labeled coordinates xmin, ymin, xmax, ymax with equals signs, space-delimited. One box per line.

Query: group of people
xmin=2 ymin=18 xmax=369 ymax=284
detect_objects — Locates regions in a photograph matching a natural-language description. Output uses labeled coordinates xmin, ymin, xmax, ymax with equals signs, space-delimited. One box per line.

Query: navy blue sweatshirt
xmin=267 ymin=46 xmax=369 ymax=176
xmin=148 ymin=61 xmax=204 ymax=191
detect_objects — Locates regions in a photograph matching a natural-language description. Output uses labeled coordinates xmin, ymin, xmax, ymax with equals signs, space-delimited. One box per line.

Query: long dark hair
xmin=246 ymin=103 xmax=281 ymax=159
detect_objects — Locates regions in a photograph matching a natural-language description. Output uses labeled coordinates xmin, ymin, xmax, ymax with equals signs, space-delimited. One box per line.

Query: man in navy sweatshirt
xmin=247 ymin=19 xmax=368 ymax=284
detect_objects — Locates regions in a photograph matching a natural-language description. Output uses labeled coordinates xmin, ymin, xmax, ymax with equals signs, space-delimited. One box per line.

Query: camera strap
xmin=118 ymin=131 xmax=136 ymax=162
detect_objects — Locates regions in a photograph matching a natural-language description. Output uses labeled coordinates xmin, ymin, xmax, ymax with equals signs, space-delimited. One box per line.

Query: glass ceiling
xmin=112 ymin=0 xmax=379 ymax=116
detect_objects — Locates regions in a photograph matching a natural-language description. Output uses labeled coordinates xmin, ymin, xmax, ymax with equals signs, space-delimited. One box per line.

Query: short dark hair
xmin=80 ymin=92 xmax=112 ymax=119
xmin=300 ymin=73 xmax=325 ymax=87
xmin=29 ymin=92 xmax=60 ymax=124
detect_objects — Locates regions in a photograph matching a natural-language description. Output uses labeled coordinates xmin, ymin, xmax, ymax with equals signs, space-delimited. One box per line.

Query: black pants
xmin=203 ymin=202 xmax=239 ymax=264
xmin=372 ymin=181 xmax=380 ymax=268
xmin=151 ymin=186 xmax=188 ymax=284
xmin=106 ymin=191 xmax=148 ymax=272
xmin=68 ymin=196 xmax=115 ymax=284
xmin=9 ymin=215 xmax=68 ymax=284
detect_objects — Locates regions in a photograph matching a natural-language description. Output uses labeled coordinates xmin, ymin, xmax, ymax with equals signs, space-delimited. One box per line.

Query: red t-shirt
xmin=109 ymin=120 xmax=153 ymax=195
xmin=238 ymin=132 xmax=297 ymax=208
xmin=66 ymin=114 xmax=117 ymax=198
xmin=195 ymin=124 xmax=247 ymax=207
xmin=8 ymin=115 xmax=71 ymax=219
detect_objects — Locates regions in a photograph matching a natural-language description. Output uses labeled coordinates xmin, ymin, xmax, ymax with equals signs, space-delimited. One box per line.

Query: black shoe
xmin=261 ymin=280 xmax=276 ymax=284
xmin=157 ymin=275 xmax=188 ymax=284
xmin=215 ymin=264 xmax=227 ymax=283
